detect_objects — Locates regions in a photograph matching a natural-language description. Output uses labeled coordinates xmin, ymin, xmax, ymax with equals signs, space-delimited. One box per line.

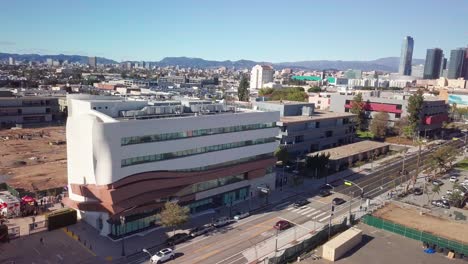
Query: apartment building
xmin=0 ymin=94 xmax=61 ymax=128
xmin=329 ymin=94 xmax=449 ymax=135
xmin=255 ymin=101 xmax=355 ymax=156
xmin=64 ymin=95 xmax=279 ymax=237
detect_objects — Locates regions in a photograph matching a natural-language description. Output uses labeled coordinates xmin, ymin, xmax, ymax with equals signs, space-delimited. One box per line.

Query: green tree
xmin=157 ymin=202 xmax=190 ymax=235
xmin=406 ymin=89 xmax=424 ymax=137
xmin=307 ymin=86 xmax=321 ymax=93
xmin=258 ymin=88 xmax=274 ymax=96
xmin=238 ymin=77 xmax=250 ymax=102
xmin=427 ymin=145 xmax=458 ymax=175
xmin=274 ymin=146 xmax=289 ymax=164
xmin=369 ymin=112 xmax=389 ymax=139
xmin=350 ymin=93 xmax=366 ymax=130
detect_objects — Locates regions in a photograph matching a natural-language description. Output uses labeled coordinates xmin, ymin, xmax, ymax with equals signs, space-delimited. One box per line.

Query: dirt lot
xmin=385 ymin=136 xmax=416 ymax=146
xmin=0 ymin=126 xmax=67 ymax=191
xmin=374 ymin=202 xmax=468 ymax=244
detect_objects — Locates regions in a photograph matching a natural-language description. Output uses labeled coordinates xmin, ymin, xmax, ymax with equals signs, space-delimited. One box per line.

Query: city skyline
xmin=1 ymin=0 xmax=468 ymax=62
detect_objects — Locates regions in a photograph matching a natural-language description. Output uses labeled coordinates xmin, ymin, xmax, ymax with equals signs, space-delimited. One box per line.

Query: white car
xmin=151 ymin=248 xmax=175 ymax=263
xmin=233 ymin=211 xmax=250 ymax=221
xmin=449 ymin=176 xmax=458 ymax=183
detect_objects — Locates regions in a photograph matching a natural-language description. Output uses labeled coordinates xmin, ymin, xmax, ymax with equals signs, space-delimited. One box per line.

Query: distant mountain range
xmin=0 ymin=53 xmax=117 ymax=65
xmin=1 ymin=53 xmax=424 ymax=72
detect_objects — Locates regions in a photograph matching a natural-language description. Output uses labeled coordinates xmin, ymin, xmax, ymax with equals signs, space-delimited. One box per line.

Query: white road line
xmin=225 ymin=256 xmax=246 ymax=264
xmin=318 ymin=215 xmax=331 ymax=222
xmin=299 ymin=208 xmax=316 ymax=215
xmin=291 ymin=208 xmax=303 ymax=213
xmin=306 ymin=210 xmax=322 ymax=217
xmin=313 ymin=212 xmax=327 ymax=219
xmin=286 ymin=207 xmax=294 ymax=211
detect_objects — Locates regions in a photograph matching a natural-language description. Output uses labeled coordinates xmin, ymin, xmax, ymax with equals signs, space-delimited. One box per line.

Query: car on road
xmin=274 ymin=220 xmax=291 ymax=230
xmin=150 ymin=248 xmax=175 ymax=263
xmin=432 ymin=180 xmax=444 ymax=186
xmin=332 ymin=198 xmax=346 ymax=205
xmin=189 ymin=224 xmax=214 ymax=237
xmin=449 ymin=176 xmax=458 ymax=183
xmin=166 ymin=233 xmax=190 ymax=246
xmin=318 ymin=189 xmax=331 ymax=197
xmin=413 ymin=187 xmax=423 ymax=196
xmin=293 ymin=199 xmax=310 ymax=208
xmin=213 ymin=217 xmax=231 ymax=228
xmin=320 ymin=184 xmax=334 ymax=191
xmin=233 ymin=211 xmax=250 ymax=221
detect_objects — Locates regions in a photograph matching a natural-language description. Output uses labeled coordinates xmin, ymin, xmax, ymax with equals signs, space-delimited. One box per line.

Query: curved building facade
xmin=65 ymin=95 xmax=279 ymax=237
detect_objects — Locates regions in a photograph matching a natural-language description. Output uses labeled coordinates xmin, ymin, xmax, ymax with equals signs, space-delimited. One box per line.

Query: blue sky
xmin=1 ymin=0 xmax=467 ymax=62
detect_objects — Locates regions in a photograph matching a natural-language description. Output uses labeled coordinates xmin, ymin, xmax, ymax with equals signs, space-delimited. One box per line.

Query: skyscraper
xmin=398 ymin=36 xmax=414 ymax=76
xmin=439 ymin=57 xmax=447 ymax=78
xmin=88 ymin=56 xmax=97 ymax=68
xmin=447 ymin=48 xmax=465 ymax=79
xmin=463 ymin=47 xmax=468 ymax=80
xmin=423 ymin=48 xmax=443 ymax=79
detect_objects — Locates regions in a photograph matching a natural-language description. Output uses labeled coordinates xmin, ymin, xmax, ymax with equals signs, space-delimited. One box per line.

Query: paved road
xmin=333 ymin=140 xmax=465 ymax=200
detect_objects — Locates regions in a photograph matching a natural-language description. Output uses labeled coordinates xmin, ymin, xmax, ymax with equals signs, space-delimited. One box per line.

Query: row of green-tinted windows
xmin=173 ymin=154 xmax=274 ymax=172
xmin=121 ymin=122 xmax=276 ymax=146
xmin=121 ymin=137 xmax=276 ymax=167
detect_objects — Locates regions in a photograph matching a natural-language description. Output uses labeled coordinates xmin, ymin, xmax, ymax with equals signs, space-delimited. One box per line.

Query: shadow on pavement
xmin=338 ymin=234 xmax=375 ymax=260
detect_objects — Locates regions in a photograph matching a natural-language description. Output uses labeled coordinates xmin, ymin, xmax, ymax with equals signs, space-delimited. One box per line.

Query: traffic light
xmin=344 ymin=181 xmax=352 ymax=186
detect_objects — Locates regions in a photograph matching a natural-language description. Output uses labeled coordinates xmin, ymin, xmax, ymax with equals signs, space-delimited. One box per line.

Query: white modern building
xmin=64 ymin=95 xmax=279 ymax=237
xmin=250 ymin=65 xmax=274 ymax=90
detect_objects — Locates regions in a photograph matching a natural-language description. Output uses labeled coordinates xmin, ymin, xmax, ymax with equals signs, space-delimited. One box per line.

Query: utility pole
xmin=414 ymin=142 xmax=422 ymax=187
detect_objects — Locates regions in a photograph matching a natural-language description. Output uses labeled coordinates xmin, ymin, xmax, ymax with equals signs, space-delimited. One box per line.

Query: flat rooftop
xmin=308 ymin=140 xmax=389 ymax=160
xmin=280 ymin=111 xmax=355 ymax=123
xmin=262 ymin=100 xmax=311 ymax=105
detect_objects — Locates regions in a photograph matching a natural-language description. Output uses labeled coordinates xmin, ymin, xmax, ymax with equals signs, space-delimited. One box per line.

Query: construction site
xmin=0 ymin=126 xmax=67 ymax=192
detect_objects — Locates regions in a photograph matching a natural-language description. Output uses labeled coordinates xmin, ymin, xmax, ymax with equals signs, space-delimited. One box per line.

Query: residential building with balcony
xmin=64 ymin=95 xmax=279 ymax=237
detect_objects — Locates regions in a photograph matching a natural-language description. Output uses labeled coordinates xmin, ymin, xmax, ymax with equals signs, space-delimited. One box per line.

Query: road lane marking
xmin=225 ymin=256 xmax=246 ymax=264
xmin=286 ymin=207 xmax=294 ymax=211
xmin=318 ymin=215 xmax=331 ymax=222
xmin=306 ymin=210 xmax=322 ymax=217
xmin=299 ymin=208 xmax=316 ymax=215
xmin=192 ymin=218 xmax=277 ymax=253
xmin=313 ymin=212 xmax=327 ymax=219
xmin=192 ymin=248 xmax=223 ymax=264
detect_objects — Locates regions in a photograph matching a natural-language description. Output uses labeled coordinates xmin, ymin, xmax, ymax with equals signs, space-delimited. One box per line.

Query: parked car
xmin=332 ymin=198 xmax=346 ymax=205
xmin=166 ymin=233 xmax=190 ymax=246
xmin=413 ymin=187 xmax=423 ymax=196
xmin=431 ymin=200 xmax=450 ymax=209
xmin=274 ymin=220 xmax=291 ymax=230
xmin=432 ymin=180 xmax=444 ymax=186
xmin=318 ymin=189 xmax=331 ymax=197
xmin=151 ymin=248 xmax=175 ymax=263
xmin=233 ymin=211 xmax=250 ymax=221
xmin=449 ymin=176 xmax=458 ymax=183
xmin=293 ymin=199 xmax=310 ymax=208
xmin=189 ymin=224 xmax=214 ymax=237
xmin=213 ymin=217 xmax=231 ymax=228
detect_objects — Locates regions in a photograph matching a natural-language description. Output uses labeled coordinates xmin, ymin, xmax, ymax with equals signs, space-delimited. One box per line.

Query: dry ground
xmin=0 ymin=126 xmax=67 ymax=191
xmin=374 ymin=202 xmax=468 ymax=244
xmin=385 ymin=136 xmax=416 ymax=146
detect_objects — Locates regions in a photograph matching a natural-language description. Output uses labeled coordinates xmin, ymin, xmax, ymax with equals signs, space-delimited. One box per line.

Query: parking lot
xmin=400 ymin=168 xmax=468 ymax=223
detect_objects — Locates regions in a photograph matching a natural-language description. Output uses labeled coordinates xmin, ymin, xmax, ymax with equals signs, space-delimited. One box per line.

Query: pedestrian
xmin=60 ymin=202 xmax=64 ymax=208
xmin=40 ymin=237 xmax=44 ymax=244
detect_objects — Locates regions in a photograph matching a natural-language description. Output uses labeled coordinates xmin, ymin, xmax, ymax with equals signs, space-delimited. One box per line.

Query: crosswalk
xmin=286 ymin=206 xmax=332 ymax=222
